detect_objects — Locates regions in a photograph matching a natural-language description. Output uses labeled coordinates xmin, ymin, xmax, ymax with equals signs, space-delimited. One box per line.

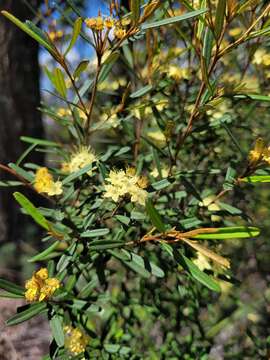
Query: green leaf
xmin=73 ymin=60 xmax=89 ymax=79
xmin=6 ymin=302 xmax=47 ymax=326
xmin=53 ymin=68 xmax=67 ymax=98
xmin=241 ymin=175 xmax=270 ymax=183
xmin=13 ymin=192 xmax=50 ymax=230
xmin=21 ymin=136 xmax=60 ymax=147
xmin=141 ymin=8 xmax=208 ymax=30
xmin=0 ymin=279 xmax=24 ymax=296
xmin=234 ymin=94 xmax=270 ymax=102
xmin=145 ymin=199 xmax=166 ymax=232
xmin=179 ymin=254 xmax=221 ymax=292
xmin=9 ymin=163 xmax=34 ymax=182
xmin=50 ymin=315 xmax=65 ymax=347
xmin=130 ymin=84 xmax=152 ymax=98
xmin=62 ymin=163 xmax=94 ymax=185
xmin=0 ymin=291 xmax=25 ymax=299
xmin=151 ymin=178 xmax=171 ymax=190
xmin=89 ymin=239 xmax=125 ymax=250
xmin=215 ymin=0 xmax=226 ymax=38
xmin=202 ymin=27 xmax=214 ymax=68
xmin=99 ymin=52 xmax=120 ymax=83
xmin=131 ymin=0 xmax=140 ymax=24
xmin=28 ymin=241 xmax=61 ymax=263
xmin=1 ymin=11 xmax=56 ymax=55
xmin=64 ymin=17 xmax=82 ymax=56
xmin=192 ymin=226 xmax=260 ymax=240
xmin=115 ymin=215 xmax=130 ymax=225
xmin=81 ymin=228 xmax=110 ymax=238
xmin=109 ymin=250 xmax=164 ymax=278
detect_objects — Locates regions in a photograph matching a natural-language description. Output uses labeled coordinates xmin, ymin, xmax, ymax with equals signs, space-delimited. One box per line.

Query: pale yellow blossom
xmin=67 ymin=146 xmax=97 ymax=176
xmin=34 ymin=167 xmax=63 ymax=196
xmin=25 ymin=268 xmax=60 ymax=302
xmin=104 ymin=169 xmax=148 ymax=206
xmin=64 ymin=325 xmax=90 ymax=355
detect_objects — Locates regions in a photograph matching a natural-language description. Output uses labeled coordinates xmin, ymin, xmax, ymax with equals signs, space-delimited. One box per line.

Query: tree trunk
xmin=0 ymin=0 xmax=43 ymax=247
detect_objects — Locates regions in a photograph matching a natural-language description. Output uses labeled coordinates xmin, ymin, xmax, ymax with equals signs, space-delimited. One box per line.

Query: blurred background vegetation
xmin=0 ymin=0 xmax=270 ymax=359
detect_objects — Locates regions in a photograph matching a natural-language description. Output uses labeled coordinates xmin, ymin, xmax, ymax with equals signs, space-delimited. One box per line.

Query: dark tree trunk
xmin=0 ymin=0 xmax=43 ymax=247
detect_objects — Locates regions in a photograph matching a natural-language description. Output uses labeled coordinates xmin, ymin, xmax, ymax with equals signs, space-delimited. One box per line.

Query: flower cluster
xmin=62 ymin=146 xmax=97 ymax=176
xmin=253 ymin=49 xmax=270 ymax=66
xmin=34 ymin=167 xmax=63 ymax=196
xmin=85 ymin=16 xmax=128 ymax=39
xmin=64 ymin=325 xmax=90 ymax=355
xmin=249 ymin=138 xmax=270 ymax=166
xmin=48 ymin=30 xmax=63 ymax=42
xmin=25 ymin=268 xmax=60 ymax=302
xmin=104 ymin=168 xmax=148 ymax=206
xmin=57 ymin=107 xmax=87 ymax=122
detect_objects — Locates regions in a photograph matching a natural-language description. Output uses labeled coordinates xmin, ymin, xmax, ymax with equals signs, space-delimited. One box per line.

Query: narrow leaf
xmin=1 ymin=11 xmax=56 ymax=55
xmin=0 ymin=279 xmax=24 ymax=296
xmin=64 ymin=17 xmax=82 ymax=56
xmin=189 ymin=226 xmax=260 ymax=239
xmin=141 ymin=8 xmax=208 ymax=30
xmin=179 ymin=253 xmax=221 ymax=292
xmin=50 ymin=315 xmax=65 ymax=347
xmin=28 ymin=241 xmax=61 ymax=263
xmin=13 ymin=192 xmax=50 ymax=230
xmin=215 ymin=0 xmax=226 ymax=38
xmin=145 ymin=199 xmax=166 ymax=232
xmin=6 ymin=303 xmax=47 ymax=326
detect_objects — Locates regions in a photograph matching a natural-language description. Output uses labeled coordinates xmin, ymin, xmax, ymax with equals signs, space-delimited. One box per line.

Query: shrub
xmin=1 ymin=1 xmax=270 ymax=358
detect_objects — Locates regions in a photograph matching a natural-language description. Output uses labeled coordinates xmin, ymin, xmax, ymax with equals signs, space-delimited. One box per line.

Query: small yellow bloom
xmin=95 ymin=16 xmax=104 ymax=31
xmin=66 ymin=146 xmax=97 ymax=176
xmin=228 ymin=27 xmax=242 ymax=37
xmin=57 ymin=108 xmax=72 ymax=117
xmin=64 ymin=325 xmax=90 ymax=355
xmin=104 ymin=17 xmax=114 ymax=29
xmin=85 ymin=18 xmax=97 ymax=29
xmin=114 ymin=27 xmax=126 ymax=39
xmin=35 ymin=268 xmax=48 ymax=280
xmin=193 ymin=253 xmax=212 ymax=271
xmin=253 ymin=49 xmax=270 ymax=66
xmin=39 ymin=278 xmax=61 ymax=302
xmin=104 ymin=169 xmax=148 ymax=206
xmin=24 ymin=268 xmax=60 ymax=302
xmin=248 ymin=138 xmax=265 ymax=165
xmin=48 ymin=30 xmax=63 ymax=41
xmin=34 ymin=167 xmax=63 ymax=197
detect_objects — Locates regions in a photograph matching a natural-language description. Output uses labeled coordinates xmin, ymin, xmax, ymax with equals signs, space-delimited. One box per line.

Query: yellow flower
xmin=85 ymin=17 xmax=97 ymax=29
xmin=114 ymin=27 xmax=126 ymax=39
xmin=253 ymin=49 xmax=270 ymax=66
xmin=228 ymin=27 xmax=242 ymax=37
xmin=248 ymin=138 xmax=265 ymax=165
xmin=39 ymin=278 xmax=61 ymax=302
xmin=48 ymin=30 xmax=63 ymax=41
xmin=67 ymin=146 xmax=97 ymax=176
xmin=193 ymin=253 xmax=212 ymax=271
xmin=57 ymin=108 xmax=72 ymax=117
xmin=147 ymin=130 xmax=167 ymax=147
xmin=150 ymin=167 xmax=169 ymax=178
xmin=24 ymin=268 xmax=60 ymax=302
xmin=104 ymin=17 xmax=114 ymax=29
xmin=35 ymin=268 xmax=48 ymax=280
xmin=104 ymin=169 xmax=148 ymax=206
xmin=168 ymin=65 xmax=190 ymax=81
xmin=199 ymin=195 xmax=221 ymax=222
xmin=95 ymin=16 xmax=104 ymax=31
xmin=64 ymin=325 xmax=90 ymax=355
xmin=34 ymin=167 xmax=63 ymax=196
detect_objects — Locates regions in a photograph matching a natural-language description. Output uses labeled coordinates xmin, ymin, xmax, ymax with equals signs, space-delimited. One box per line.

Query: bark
xmin=0 ymin=0 xmax=43 ymax=246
